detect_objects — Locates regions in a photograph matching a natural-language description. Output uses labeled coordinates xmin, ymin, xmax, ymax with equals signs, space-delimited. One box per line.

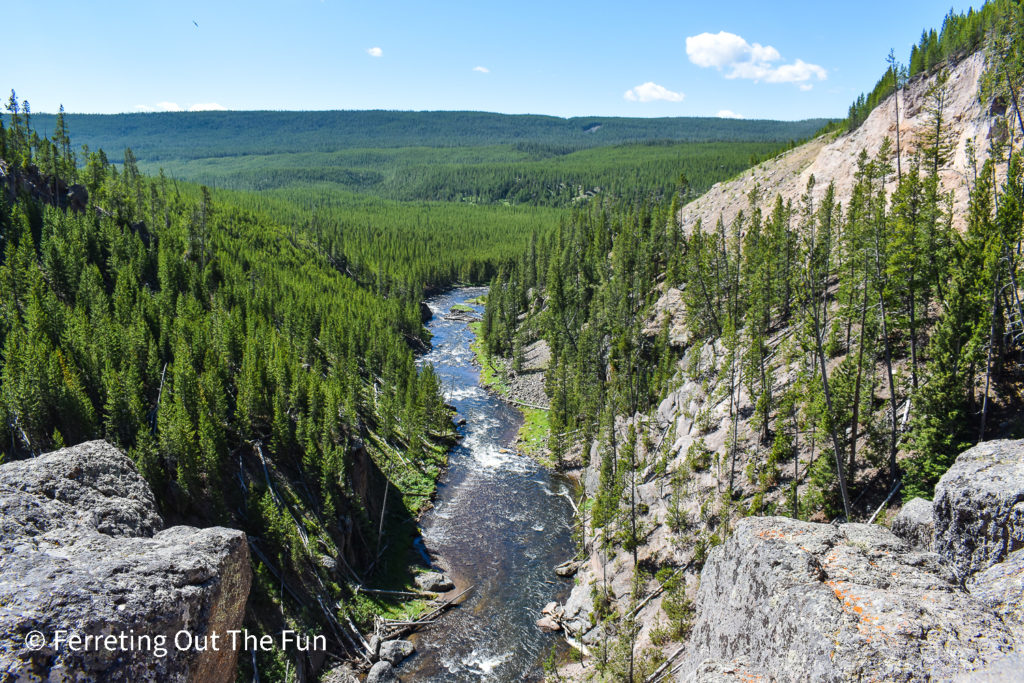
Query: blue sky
xmin=4 ymin=1 xmax=981 ymax=120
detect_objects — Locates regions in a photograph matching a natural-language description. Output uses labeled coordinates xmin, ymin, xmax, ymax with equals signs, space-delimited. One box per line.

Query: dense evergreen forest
xmin=29 ymin=110 xmax=828 ymax=160
xmin=0 ymin=105 xmax=460 ymax=678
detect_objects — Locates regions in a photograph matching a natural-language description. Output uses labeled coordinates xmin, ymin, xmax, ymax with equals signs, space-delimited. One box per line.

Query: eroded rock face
xmin=968 ymin=549 xmax=1024 ymax=644
xmin=891 ymin=497 xmax=935 ymax=552
xmin=933 ymin=439 xmax=1024 ymax=579
xmin=0 ymin=441 xmax=251 ymax=683
xmin=683 ymin=517 xmax=1016 ymax=682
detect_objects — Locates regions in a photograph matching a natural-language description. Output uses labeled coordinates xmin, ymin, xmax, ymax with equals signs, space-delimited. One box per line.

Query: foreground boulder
xmin=0 ymin=441 xmax=251 ymax=683
xmin=933 ymin=439 xmax=1024 ymax=579
xmin=684 ymin=517 xmax=1016 ymax=681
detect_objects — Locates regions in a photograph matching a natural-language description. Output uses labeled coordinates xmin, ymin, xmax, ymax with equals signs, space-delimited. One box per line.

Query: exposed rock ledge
xmin=0 ymin=441 xmax=251 ymax=683
xmin=679 ymin=439 xmax=1024 ymax=681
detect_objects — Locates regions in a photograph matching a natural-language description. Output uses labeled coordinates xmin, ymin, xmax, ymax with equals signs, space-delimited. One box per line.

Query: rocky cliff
xmin=0 ymin=441 xmax=251 ymax=682
xmin=552 ymin=48 xmax=1024 ymax=681
xmin=677 ymin=439 xmax=1024 ymax=680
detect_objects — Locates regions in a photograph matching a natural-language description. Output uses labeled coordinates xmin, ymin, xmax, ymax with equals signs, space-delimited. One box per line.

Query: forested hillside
xmin=0 ymin=107 xmax=456 ymax=679
xmin=480 ymin=0 xmax=1024 ymax=677
xmin=29 ymin=110 xmax=828 ymax=160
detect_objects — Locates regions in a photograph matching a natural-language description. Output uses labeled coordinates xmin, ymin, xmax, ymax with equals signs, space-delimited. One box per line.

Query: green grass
xmin=467 ymin=323 xmax=554 ymax=464
xmin=450 ymin=303 xmax=474 ymax=313
xmin=517 ymin=407 xmax=551 ymax=461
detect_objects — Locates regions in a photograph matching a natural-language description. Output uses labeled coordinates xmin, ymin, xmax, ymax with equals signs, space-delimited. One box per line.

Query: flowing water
xmin=400 ymin=287 xmax=574 ymax=681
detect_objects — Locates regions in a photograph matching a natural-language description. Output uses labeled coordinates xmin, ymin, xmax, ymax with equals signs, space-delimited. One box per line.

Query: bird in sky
xmin=193 ymin=20 xmax=199 ymax=28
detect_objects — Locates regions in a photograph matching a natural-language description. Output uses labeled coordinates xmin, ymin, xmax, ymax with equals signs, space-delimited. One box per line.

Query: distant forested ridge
xmin=28 ymin=110 xmax=830 ymax=161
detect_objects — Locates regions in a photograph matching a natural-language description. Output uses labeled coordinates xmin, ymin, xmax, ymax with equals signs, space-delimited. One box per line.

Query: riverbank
xmin=466 ymin=320 xmax=553 ymax=464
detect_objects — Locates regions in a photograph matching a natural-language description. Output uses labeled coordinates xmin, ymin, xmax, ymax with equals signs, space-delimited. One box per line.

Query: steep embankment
xmin=678 ymin=51 xmax=1002 ymax=235
xmin=550 ymin=48 xmax=1021 ymax=680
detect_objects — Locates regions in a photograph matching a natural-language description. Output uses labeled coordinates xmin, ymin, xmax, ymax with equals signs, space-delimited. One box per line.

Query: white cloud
xmin=686 ymin=31 xmax=826 ymax=85
xmin=799 ymin=83 xmax=814 ymax=92
xmin=366 ymin=46 xmax=383 ymax=57
xmin=623 ymin=82 xmax=684 ymax=103
xmin=134 ymin=101 xmax=227 ymax=113
xmin=472 ymin=66 xmax=490 ymax=73
xmin=716 ymin=109 xmax=743 ymax=119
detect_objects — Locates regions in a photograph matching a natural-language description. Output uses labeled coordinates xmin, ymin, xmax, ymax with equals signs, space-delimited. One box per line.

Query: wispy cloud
xmin=799 ymin=84 xmax=814 ymax=92
xmin=366 ymin=46 xmax=383 ymax=57
xmin=133 ymin=101 xmax=227 ymax=113
xmin=716 ymin=109 xmax=743 ymax=119
xmin=472 ymin=66 xmax=490 ymax=73
xmin=623 ymin=82 xmax=684 ymax=103
xmin=686 ymin=31 xmax=826 ymax=85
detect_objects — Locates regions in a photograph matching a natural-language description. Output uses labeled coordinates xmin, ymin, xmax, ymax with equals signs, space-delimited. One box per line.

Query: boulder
xmin=413 ymin=571 xmax=454 ymax=592
xmin=683 ymin=517 xmax=1016 ymax=682
xmin=536 ymin=615 xmax=561 ymax=632
xmin=419 ymin=301 xmax=433 ymax=323
xmin=933 ymin=439 xmax=1024 ymax=578
xmin=0 ymin=441 xmax=251 ymax=683
xmin=378 ymin=639 xmax=414 ymax=665
xmin=890 ymin=497 xmax=935 ymax=551
xmin=366 ymin=660 xmax=400 ymax=683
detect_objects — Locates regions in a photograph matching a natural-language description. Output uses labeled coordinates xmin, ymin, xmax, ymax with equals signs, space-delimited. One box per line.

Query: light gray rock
xmin=891 ymin=497 xmax=935 ymax=551
xmin=681 ymin=658 xmax=765 ymax=682
xmin=0 ymin=441 xmax=251 ymax=683
xmin=933 ymin=439 xmax=1024 ymax=578
xmin=0 ymin=440 xmax=163 ymax=538
xmin=413 ymin=571 xmax=454 ymax=592
xmin=683 ymin=517 xmax=1016 ymax=682
xmin=368 ymin=633 xmax=382 ymax=658
xmin=378 ymin=639 xmax=414 ymax=665
xmin=968 ymin=549 xmax=1024 ymax=644
xmin=366 ymin=660 xmax=400 ymax=683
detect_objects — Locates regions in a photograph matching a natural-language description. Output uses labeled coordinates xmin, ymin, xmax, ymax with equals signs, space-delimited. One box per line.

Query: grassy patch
xmin=468 ymin=322 xmax=510 ymax=395
xmin=517 ymin=407 xmax=551 ymax=461
xmin=468 ymin=322 xmax=554 ymax=465
xmin=450 ymin=303 xmax=475 ymax=313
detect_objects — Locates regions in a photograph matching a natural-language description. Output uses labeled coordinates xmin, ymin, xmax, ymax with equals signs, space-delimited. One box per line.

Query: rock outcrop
xmin=891 ymin=496 xmax=935 ymax=551
xmin=0 ymin=441 xmax=251 ymax=683
xmin=683 ymin=517 xmax=1016 ymax=681
xmin=933 ymin=439 xmax=1024 ymax=579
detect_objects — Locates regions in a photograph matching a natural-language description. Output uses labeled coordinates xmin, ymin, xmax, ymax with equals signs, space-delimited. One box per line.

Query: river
xmin=399 ymin=287 xmax=575 ymax=681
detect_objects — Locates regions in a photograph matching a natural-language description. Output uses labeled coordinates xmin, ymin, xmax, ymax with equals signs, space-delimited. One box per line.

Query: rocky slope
xmin=0 ymin=441 xmax=251 ymax=682
xmin=551 ymin=49 xmax=1023 ymax=681
xmin=676 ymin=51 xmax=1004 ymax=236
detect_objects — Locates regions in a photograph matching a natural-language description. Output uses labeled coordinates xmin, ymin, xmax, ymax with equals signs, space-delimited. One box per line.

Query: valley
xmin=2 ymin=1 xmax=1024 ymax=681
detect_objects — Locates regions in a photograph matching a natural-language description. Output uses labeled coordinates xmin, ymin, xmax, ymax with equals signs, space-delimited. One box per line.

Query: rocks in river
xmin=414 ymin=571 xmax=454 ymax=592
xmin=366 ymin=660 xmax=400 ymax=683
xmin=933 ymin=439 xmax=1024 ymax=579
xmin=536 ymin=615 xmax=561 ymax=632
xmin=890 ymin=496 xmax=935 ymax=551
xmin=378 ymin=639 xmax=415 ymax=665
xmin=554 ymin=559 xmax=583 ymax=577
xmin=682 ymin=516 xmax=1016 ymax=681
xmin=419 ymin=301 xmax=433 ymax=323
xmin=0 ymin=440 xmax=251 ymax=683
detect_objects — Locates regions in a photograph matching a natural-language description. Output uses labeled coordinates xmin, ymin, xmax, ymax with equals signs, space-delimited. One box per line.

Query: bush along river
xmin=400 ymin=287 xmax=575 ymax=681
